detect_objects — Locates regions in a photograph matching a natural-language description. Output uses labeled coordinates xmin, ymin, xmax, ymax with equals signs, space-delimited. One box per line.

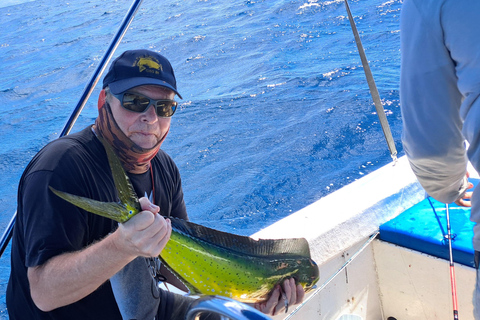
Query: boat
xmin=160 ymin=154 xmax=477 ymax=320
xmin=2 ymin=0 xmax=476 ymax=319
xmin=252 ymin=156 xmax=477 ymax=320
xmin=161 ymin=153 xmax=477 ymax=319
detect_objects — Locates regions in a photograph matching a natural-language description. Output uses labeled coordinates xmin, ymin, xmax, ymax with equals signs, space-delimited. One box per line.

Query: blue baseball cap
xmin=103 ymin=49 xmax=182 ymax=99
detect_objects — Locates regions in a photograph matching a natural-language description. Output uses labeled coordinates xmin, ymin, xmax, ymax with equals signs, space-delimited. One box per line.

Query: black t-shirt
xmin=6 ymin=126 xmax=188 ymax=319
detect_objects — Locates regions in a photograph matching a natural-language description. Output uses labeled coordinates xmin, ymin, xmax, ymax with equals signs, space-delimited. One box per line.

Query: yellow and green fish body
xmin=162 ymin=218 xmax=318 ymax=302
xmin=49 ymin=137 xmax=319 ymax=303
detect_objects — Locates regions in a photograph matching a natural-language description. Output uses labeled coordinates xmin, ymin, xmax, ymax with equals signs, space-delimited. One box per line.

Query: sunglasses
xmin=112 ymin=91 xmax=177 ymax=117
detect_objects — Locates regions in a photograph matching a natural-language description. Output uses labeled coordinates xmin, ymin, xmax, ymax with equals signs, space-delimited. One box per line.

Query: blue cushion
xmin=379 ymin=181 xmax=477 ymax=268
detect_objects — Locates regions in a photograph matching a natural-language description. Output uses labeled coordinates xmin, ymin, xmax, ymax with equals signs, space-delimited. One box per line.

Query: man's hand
xmin=254 ymin=278 xmax=305 ymax=316
xmin=114 ymin=197 xmax=172 ymax=258
xmin=455 ymin=180 xmax=474 ymax=207
xmin=27 ymin=197 xmax=171 ymax=312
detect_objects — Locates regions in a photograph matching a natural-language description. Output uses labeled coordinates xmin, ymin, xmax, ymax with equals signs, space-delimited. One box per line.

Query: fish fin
xmin=170 ymin=218 xmax=312 ymax=258
xmin=157 ymin=257 xmax=202 ymax=295
xmin=49 ymin=186 xmax=129 ymax=223
xmin=98 ymin=136 xmax=141 ymax=214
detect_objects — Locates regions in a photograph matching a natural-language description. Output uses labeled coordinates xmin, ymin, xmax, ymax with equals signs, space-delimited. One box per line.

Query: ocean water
xmin=0 ymin=0 xmax=402 ymax=317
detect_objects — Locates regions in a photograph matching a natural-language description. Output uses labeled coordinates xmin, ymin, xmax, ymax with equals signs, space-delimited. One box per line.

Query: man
xmin=7 ymin=49 xmax=303 ymax=319
xmin=399 ymin=0 xmax=479 ymax=317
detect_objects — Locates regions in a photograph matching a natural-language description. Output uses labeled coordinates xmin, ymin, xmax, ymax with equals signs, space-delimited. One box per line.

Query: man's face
xmin=108 ymin=85 xmax=175 ymax=149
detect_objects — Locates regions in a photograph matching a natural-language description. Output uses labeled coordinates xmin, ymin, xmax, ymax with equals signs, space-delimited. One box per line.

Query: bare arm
xmin=28 ymin=197 xmax=172 ymax=312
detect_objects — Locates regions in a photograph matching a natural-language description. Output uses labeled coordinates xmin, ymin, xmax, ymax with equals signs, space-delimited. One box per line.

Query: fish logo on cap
xmin=134 ymin=56 xmax=163 ymax=74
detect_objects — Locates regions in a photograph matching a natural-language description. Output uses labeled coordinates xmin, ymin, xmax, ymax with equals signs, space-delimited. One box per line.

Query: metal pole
xmin=0 ymin=0 xmax=144 ymax=258
xmin=343 ymin=0 xmax=397 ymax=162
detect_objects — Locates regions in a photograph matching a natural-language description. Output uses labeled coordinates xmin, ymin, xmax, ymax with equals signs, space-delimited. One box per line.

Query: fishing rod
xmin=446 ymin=203 xmax=460 ymax=320
xmin=343 ymin=0 xmax=397 ymax=162
xmin=0 ymin=0 xmax=144 ymax=258
xmin=428 ymin=199 xmax=459 ymax=319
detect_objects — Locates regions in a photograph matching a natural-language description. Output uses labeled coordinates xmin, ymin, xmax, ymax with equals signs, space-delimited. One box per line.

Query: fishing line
xmin=284 ymin=231 xmax=379 ymax=320
xmin=427 ymin=197 xmax=447 ymax=237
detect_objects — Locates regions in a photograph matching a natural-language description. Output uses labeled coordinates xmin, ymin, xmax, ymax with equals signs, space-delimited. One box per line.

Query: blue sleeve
xmin=400 ymin=0 xmax=469 ymax=203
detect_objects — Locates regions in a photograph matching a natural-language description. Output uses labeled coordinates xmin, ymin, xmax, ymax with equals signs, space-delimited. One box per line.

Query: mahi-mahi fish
xmin=49 ymin=137 xmax=319 ymax=303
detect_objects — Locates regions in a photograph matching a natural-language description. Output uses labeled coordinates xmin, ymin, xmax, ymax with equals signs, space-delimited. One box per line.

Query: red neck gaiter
xmin=92 ymin=90 xmax=169 ymax=174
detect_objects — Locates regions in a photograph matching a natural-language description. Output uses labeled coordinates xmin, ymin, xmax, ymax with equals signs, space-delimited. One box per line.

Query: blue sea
xmin=0 ymin=0 xmax=402 ymax=317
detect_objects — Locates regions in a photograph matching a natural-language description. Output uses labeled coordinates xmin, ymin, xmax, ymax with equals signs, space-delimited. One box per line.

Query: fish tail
xmin=49 ymin=186 xmax=131 ymax=223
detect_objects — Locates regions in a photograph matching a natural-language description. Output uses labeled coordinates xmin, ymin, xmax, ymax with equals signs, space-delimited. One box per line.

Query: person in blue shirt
xmin=400 ymin=0 xmax=480 ymax=317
